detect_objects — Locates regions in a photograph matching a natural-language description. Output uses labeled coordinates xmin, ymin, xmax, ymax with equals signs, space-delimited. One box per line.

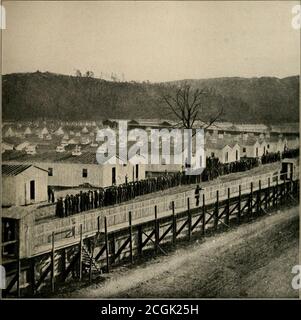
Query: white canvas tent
xmin=4 ymin=127 xmax=15 ymax=138
xmin=55 ymin=127 xmax=65 ymax=136
xmin=81 ymin=126 xmax=89 ymax=134
xmin=24 ymin=127 xmax=32 ymax=135
xmin=41 ymin=127 xmax=49 ymax=135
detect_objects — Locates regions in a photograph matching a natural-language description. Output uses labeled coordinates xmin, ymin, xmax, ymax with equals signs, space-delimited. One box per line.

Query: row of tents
xmin=2 ymin=125 xmax=103 ymax=139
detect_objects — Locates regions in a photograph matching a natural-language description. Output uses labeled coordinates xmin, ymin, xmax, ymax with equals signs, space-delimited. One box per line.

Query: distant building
xmin=206 ymin=140 xmax=240 ymax=163
xmin=62 ymin=133 xmax=69 ymax=140
xmin=68 ymin=138 xmax=80 ymax=145
xmin=41 ymin=127 xmax=49 ymax=135
xmin=3 ymin=151 xmax=145 ymax=188
xmin=233 ymin=124 xmax=269 ymax=133
xmin=24 ymin=127 xmax=32 ymax=135
xmin=54 ymin=127 xmax=64 ymax=136
xmin=81 ymin=126 xmax=89 ymax=134
xmin=15 ymin=141 xmax=31 ymax=151
xmin=45 ymin=134 xmax=52 ymax=140
xmin=4 ymin=127 xmax=15 ymax=138
xmin=239 ymin=137 xmax=261 ymax=158
xmin=81 ymin=136 xmax=91 ymax=145
xmin=2 ymin=164 xmax=48 ymax=206
xmin=75 ymin=131 xmax=82 ymax=137
xmin=2 ymin=142 xmax=14 ymax=153
xmin=284 ymin=136 xmax=299 ymax=150
xmin=270 ymin=123 xmax=299 ymax=135
xmin=25 ymin=144 xmax=37 ymax=155
xmin=266 ymin=136 xmax=285 ymax=153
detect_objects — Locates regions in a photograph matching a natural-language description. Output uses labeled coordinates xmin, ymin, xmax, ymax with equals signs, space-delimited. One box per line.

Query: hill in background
xmin=2 ymin=72 xmax=299 ymax=124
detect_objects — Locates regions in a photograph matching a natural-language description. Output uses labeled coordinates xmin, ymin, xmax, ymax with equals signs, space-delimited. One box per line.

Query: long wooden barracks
xmin=2 ymin=151 xmax=145 ymax=188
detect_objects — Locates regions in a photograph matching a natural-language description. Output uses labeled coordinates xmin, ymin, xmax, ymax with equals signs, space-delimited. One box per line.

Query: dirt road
xmin=58 ymin=205 xmax=300 ymax=299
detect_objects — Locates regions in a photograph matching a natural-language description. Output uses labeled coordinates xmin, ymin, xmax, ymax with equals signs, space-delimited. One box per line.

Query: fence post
xmin=129 ymin=212 xmax=134 ymax=264
xmin=257 ymin=180 xmax=261 ymax=215
xmin=225 ymin=188 xmax=230 ymax=226
xmin=275 ymin=176 xmax=279 ymax=206
xmin=202 ymin=194 xmax=206 ymax=235
xmin=97 ymin=216 xmax=100 ymax=233
xmin=187 ymin=198 xmax=192 ymax=241
xmin=104 ymin=217 xmax=110 ymax=273
xmin=289 ymin=179 xmax=293 ymax=197
xmin=30 ymin=258 xmax=36 ymax=296
xmin=137 ymin=225 xmax=143 ymax=257
xmin=249 ymin=182 xmax=253 ymax=216
xmin=79 ymin=225 xmax=83 ymax=280
xmin=50 ymin=231 xmax=55 ymax=291
xmin=16 ymin=222 xmax=21 ymax=298
xmin=237 ymin=185 xmax=241 ymax=223
xmin=214 ymin=190 xmax=219 ymax=230
xmin=89 ymin=239 xmax=95 ymax=283
xmin=284 ymin=177 xmax=289 ymax=203
xmin=273 ymin=180 xmax=276 ymax=207
xmin=154 ymin=206 xmax=159 ymax=253
xmin=172 ymin=201 xmax=177 ymax=246
xmin=266 ymin=178 xmax=270 ymax=209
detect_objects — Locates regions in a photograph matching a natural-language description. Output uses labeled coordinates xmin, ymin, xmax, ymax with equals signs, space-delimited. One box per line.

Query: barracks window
xmin=82 ymin=168 xmax=88 ymax=178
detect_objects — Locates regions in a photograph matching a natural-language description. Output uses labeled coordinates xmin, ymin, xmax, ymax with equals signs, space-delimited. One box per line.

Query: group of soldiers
xmin=218 ymin=157 xmax=259 ymax=175
xmin=261 ymin=151 xmax=281 ymax=165
xmin=47 ymin=186 xmax=55 ymax=203
xmin=54 ymin=152 xmax=295 ymax=218
xmin=282 ymin=148 xmax=299 ymax=159
xmin=56 ymin=189 xmax=105 ymax=217
xmin=261 ymin=149 xmax=300 ymax=164
xmin=201 ymin=156 xmax=259 ymax=181
xmin=55 ymin=172 xmax=205 ymax=217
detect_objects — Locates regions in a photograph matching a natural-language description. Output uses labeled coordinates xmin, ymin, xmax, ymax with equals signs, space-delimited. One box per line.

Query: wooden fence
xmin=2 ymin=177 xmax=299 ymax=298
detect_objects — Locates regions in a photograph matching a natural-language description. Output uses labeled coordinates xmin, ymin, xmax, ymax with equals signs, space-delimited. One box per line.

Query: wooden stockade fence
xmin=2 ymin=178 xmax=299 ymax=298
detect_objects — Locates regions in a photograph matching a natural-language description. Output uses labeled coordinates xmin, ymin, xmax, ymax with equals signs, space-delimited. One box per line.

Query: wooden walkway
xmin=2 ymin=176 xmax=299 ymax=298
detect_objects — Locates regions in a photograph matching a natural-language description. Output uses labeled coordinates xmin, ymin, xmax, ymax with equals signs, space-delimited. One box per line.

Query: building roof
xmin=238 ymin=137 xmax=260 ymax=146
xmin=270 ymin=123 xmax=299 ymax=134
xmin=2 ymin=164 xmax=32 ymax=176
xmin=265 ymin=136 xmax=283 ymax=143
xmin=205 ymin=136 xmax=239 ymax=150
xmin=2 ymin=149 xmax=105 ymax=165
xmin=2 ymin=164 xmax=49 ymax=176
xmin=205 ymin=140 xmax=231 ymax=150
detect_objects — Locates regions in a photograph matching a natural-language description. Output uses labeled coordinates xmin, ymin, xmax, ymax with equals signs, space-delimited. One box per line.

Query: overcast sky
xmin=2 ymin=1 xmax=300 ymax=82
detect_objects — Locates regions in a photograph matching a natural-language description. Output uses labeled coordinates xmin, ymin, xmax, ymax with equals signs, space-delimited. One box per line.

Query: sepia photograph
xmin=0 ymin=0 xmax=300 ymax=304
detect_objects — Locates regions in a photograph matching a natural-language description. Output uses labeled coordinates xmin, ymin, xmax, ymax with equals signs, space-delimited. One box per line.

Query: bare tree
xmin=85 ymin=70 xmax=94 ymax=78
xmin=162 ymin=84 xmax=224 ymax=131
xmin=75 ymin=69 xmax=82 ymax=77
xmin=162 ymin=84 xmax=224 ymax=171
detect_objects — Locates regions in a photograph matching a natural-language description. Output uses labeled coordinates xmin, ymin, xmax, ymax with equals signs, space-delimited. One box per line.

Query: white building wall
xmin=229 ymin=145 xmax=240 ymax=162
xmin=221 ymin=146 xmax=231 ymax=163
xmin=2 ymin=167 xmax=48 ymax=206
xmin=35 ymin=162 xmax=103 ymax=187
xmin=2 ymin=176 xmax=17 ymax=206
xmin=3 ymin=161 xmax=145 ymax=188
xmin=240 ymin=142 xmax=260 ymax=158
xmin=16 ymin=167 xmax=48 ymax=205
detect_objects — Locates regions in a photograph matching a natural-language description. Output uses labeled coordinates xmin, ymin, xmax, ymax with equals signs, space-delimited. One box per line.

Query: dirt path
xmin=58 ymin=206 xmax=299 ymax=299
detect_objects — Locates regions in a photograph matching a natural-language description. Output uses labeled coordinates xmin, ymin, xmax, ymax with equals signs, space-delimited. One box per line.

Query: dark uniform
xmin=195 ymin=185 xmax=202 ymax=206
